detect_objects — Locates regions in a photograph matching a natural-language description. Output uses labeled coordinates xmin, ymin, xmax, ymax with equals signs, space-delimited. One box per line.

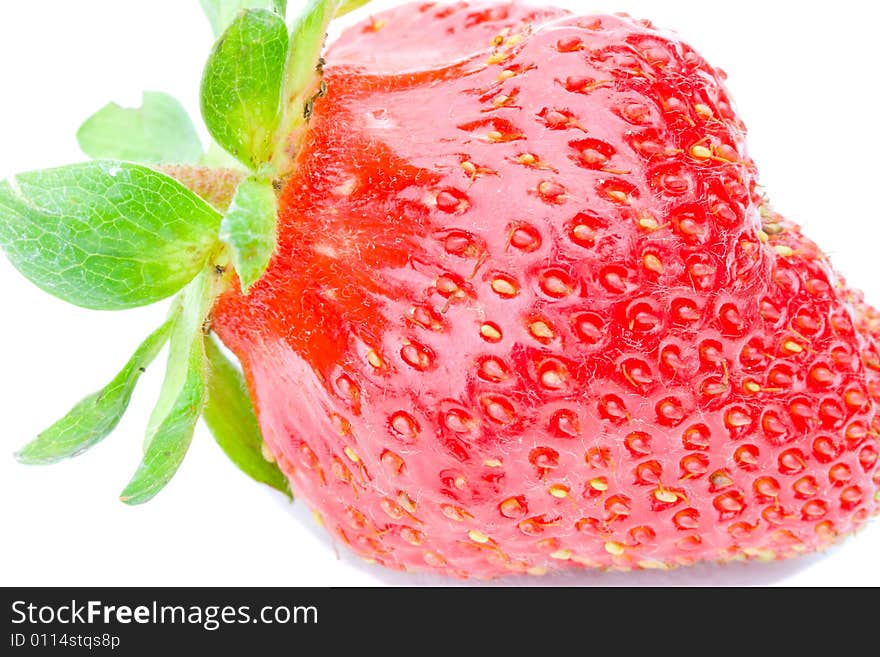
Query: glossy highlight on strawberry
xmin=211 ymin=2 xmax=880 ymax=577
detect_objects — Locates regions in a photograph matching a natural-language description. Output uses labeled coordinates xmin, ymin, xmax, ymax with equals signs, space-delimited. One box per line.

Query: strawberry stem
xmin=158 ymin=165 xmax=246 ymax=212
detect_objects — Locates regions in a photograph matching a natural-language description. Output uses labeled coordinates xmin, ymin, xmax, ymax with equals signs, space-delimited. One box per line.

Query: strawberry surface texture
xmin=212 ymin=1 xmax=880 ymax=577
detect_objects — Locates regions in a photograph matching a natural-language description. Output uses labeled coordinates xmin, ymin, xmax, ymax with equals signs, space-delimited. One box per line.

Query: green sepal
xmin=118 ymin=343 xmax=206 ymax=505
xmin=335 ymin=0 xmax=371 ymax=17
xmin=204 ymin=336 xmax=291 ymax=497
xmin=120 ymin=271 xmax=215 ymax=504
xmin=0 ymin=161 xmax=222 ymax=310
xmin=201 ymin=9 xmax=290 ymax=171
xmin=279 ymin=0 xmax=334 ymax=127
xmin=200 ymin=0 xmax=288 ymax=38
xmin=77 ymin=92 xmax=204 ymax=164
xmin=143 ymin=270 xmax=214 ymax=452
xmin=14 ymin=320 xmax=174 ymax=465
xmin=271 ymin=0 xmax=370 ymax=173
xmin=219 ymin=175 xmax=277 ymax=292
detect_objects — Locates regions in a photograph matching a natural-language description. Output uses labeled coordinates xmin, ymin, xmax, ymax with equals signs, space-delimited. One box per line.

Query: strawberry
xmin=1 ymin=1 xmax=878 ymax=579
xmin=207 ymin=2 xmax=880 ymax=576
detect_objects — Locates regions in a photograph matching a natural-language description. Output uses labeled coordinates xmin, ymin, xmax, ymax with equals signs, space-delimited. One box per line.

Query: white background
xmin=1 ymin=0 xmax=879 ymax=587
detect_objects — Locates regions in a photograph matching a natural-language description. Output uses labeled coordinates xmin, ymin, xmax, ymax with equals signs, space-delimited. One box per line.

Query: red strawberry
xmin=208 ymin=1 xmax=880 ymax=576
xmin=2 ymin=1 xmax=878 ymax=581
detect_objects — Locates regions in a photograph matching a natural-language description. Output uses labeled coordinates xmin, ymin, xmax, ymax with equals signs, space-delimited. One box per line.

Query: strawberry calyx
xmin=0 ymin=0 xmax=372 ymax=503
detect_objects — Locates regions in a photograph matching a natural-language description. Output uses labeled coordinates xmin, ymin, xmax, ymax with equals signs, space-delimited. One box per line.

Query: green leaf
xmin=77 ymin=92 xmax=204 ymax=164
xmin=204 ymin=336 xmax=291 ymax=497
xmin=201 ymin=9 xmax=290 ymax=170
xmin=15 ymin=319 xmax=174 ymax=465
xmin=200 ymin=0 xmax=287 ymax=38
xmin=0 ymin=161 xmax=222 ymax=310
xmin=120 ymin=271 xmax=215 ymax=504
xmin=219 ymin=175 xmax=277 ymax=291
